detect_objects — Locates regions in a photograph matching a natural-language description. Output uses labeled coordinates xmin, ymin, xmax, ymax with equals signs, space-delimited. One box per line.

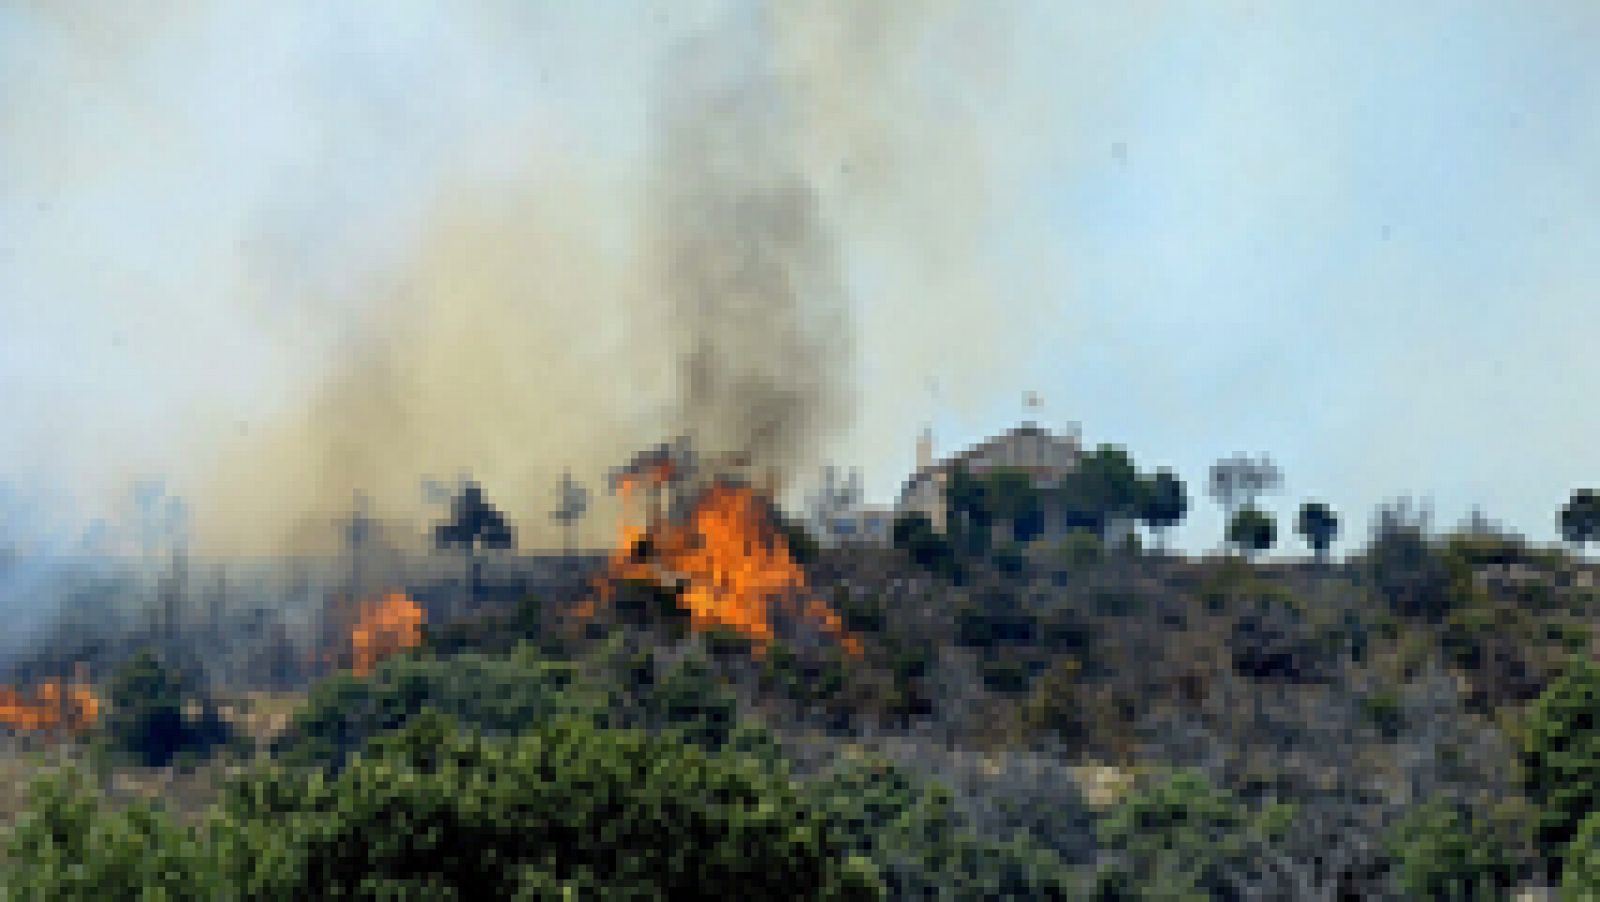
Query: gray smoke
xmin=653 ymin=13 xmax=854 ymax=481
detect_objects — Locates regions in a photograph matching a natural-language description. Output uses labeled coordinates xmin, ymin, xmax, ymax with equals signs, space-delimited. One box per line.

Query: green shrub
xmin=1058 ymin=530 xmax=1104 ymax=568
xmin=272 ymin=646 xmax=594 ymax=769
xmin=639 ymin=655 xmax=739 ymax=748
xmin=1386 ymin=800 xmax=1521 ymax=900
xmin=105 ymin=650 xmax=233 ymax=768
xmin=1095 ymin=770 xmax=1253 ymax=900
xmin=805 ymin=755 xmax=1077 ymax=899
xmin=4 ymin=768 xmax=227 ymax=899
xmin=1358 ymin=689 xmax=1405 ymax=739
xmin=1562 ymin=810 xmax=1600 ymax=898
xmin=1521 ymin=658 xmax=1600 ymax=864
xmin=8 ymin=715 xmax=884 ymax=899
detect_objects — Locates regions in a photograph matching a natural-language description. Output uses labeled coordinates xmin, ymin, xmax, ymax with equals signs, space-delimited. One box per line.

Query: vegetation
xmin=1295 ymin=500 xmax=1339 ymax=561
xmin=9 ymin=446 xmax=1600 ymax=898
xmin=1558 ymin=488 xmax=1600 ymax=549
xmin=1225 ymin=507 xmax=1276 ymax=558
xmin=104 ymin=650 xmax=235 ymax=769
xmin=9 ymin=714 xmax=881 ymax=899
xmin=1386 ymin=800 xmax=1523 ymax=899
xmin=1137 ymin=469 xmax=1188 ymax=549
xmin=1521 ymin=658 xmax=1600 ymax=868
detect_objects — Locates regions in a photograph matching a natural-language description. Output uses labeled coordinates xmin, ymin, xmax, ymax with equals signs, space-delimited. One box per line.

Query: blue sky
xmin=1 ymin=1 xmax=1596 ymax=555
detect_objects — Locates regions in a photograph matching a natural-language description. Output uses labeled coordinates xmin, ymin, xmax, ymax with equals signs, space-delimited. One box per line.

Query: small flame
xmin=589 ymin=473 xmax=861 ymax=658
xmin=350 ymin=591 xmax=426 ymax=677
xmin=0 ymin=677 xmax=101 ymax=734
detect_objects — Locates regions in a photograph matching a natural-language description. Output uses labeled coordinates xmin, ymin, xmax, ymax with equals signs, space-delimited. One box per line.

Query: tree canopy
xmin=1227 ymin=507 xmax=1276 ymax=558
xmin=1559 ymin=489 xmax=1600 ymax=548
xmin=1295 ymin=501 xmax=1339 ymax=560
xmin=1137 ymin=469 xmax=1188 ymax=545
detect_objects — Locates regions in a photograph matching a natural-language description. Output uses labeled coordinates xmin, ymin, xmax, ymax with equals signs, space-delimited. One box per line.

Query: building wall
xmin=894 ymin=426 xmax=1082 ymax=539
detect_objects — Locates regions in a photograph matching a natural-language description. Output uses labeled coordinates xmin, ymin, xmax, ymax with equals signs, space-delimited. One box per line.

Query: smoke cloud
xmin=196 ymin=2 xmax=1026 ymax=555
xmin=5 ymin=1 xmax=1067 ymax=558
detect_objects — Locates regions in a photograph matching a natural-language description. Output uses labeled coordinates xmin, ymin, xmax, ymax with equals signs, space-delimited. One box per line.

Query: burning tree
xmin=434 ymin=480 xmax=514 ymax=606
xmin=350 ymin=591 xmax=425 ymax=677
xmin=587 ymin=439 xmax=861 ymax=659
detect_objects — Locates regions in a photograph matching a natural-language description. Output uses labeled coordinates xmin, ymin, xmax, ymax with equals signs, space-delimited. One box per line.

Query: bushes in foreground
xmin=8 ymin=714 xmax=882 ymax=899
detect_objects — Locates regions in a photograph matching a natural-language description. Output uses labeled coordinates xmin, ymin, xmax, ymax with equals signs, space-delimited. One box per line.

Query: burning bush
xmin=0 ymin=675 xmax=99 ymax=735
xmin=590 ymin=472 xmax=862 ymax=659
xmin=349 ymin=591 xmax=425 ymax=677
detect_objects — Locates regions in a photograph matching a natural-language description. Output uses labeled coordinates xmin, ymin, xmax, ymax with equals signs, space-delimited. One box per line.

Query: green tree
xmin=1386 ymin=800 xmax=1522 ymax=900
xmin=1295 ymin=500 xmax=1339 ymax=562
xmin=984 ymin=468 xmax=1046 ymax=545
xmin=1521 ymin=658 xmax=1600 ymax=867
xmin=944 ymin=465 xmax=993 ymax=555
xmin=1559 ymin=488 xmax=1600 ymax=550
xmin=1137 ymin=469 xmax=1188 ymax=550
xmin=892 ymin=511 xmax=960 ymax=580
xmin=105 ymin=650 xmax=231 ymax=768
xmin=1226 ymin=507 xmax=1276 ymax=559
xmin=1050 ymin=443 xmax=1145 ymax=546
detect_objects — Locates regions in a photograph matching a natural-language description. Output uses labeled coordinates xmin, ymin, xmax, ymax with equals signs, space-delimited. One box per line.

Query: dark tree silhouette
xmin=1138 ymin=469 xmax=1189 ymax=550
xmin=1296 ymin=500 xmax=1339 ymax=563
xmin=1559 ymin=489 xmax=1600 ymax=550
xmin=1227 ymin=507 xmax=1276 ymax=559
xmin=435 ymin=481 xmax=514 ymax=605
xmin=550 ymin=471 xmax=590 ymax=557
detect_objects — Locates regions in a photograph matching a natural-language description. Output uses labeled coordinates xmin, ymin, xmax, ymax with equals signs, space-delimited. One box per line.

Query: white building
xmin=895 ymin=422 xmax=1086 ymax=541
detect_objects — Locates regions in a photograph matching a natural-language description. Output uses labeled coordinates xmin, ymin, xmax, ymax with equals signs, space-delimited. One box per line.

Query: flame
xmin=350 ymin=591 xmax=426 ymax=677
xmin=0 ymin=677 xmax=101 ymax=734
xmin=590 ymin=476 xmax=861 ymax=658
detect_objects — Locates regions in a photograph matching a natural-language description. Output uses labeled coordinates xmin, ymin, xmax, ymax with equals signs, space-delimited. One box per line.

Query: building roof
xmin=896 ymin=422 xmax=1080 ymax=507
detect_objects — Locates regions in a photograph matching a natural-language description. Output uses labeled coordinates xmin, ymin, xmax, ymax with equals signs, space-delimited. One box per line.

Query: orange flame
xmin=590 ymin=478 xmax=861 ymax=658
xmin=350 ymin=591 xmax=426 ymax=677
xmin=0 ymin=677 xmax=101 ymax=734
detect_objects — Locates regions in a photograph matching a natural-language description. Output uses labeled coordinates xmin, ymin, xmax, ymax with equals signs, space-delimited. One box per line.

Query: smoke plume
xmin=7 ymin=2 xmax=1060 ymax=557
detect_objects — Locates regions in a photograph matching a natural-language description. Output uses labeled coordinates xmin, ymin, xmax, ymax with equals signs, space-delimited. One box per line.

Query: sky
xmin=1 ymin=0 xmax=1597 ymax=558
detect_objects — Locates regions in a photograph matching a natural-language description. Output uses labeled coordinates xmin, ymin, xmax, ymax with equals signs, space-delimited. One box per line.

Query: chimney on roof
xmin=916 ymin=426 xmax=933 ymax=472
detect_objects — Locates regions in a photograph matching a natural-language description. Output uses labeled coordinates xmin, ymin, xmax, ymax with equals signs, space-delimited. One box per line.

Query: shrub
xmin=1386 ymin=800 xmax=1522 ymax=900
xmin=1229 ymin=599 xmax=1324 ymax=682
xmin=1095 ymin=770 xmax=1254 ymax=900
xmin=9 ymin=714 xmax=884 ymax=899
xmin=1363 ymin=501 xmax=1467 ymax=621
xmin=993 ymin=541 xmax=1027 ymax=576
xmin=805 ymin=755 xmax=1078 ymax=899
xmin=1057 ymin=530 xmax=1104 ymax=568
xmin=1562 ymin=810 xmax=1600 ymax=898
xmin=1359 ymin=689 xmax=1405 ymax=740
xmin=639 ymin=655 xmax=739 ymax=748
xmin=4 ymin=768 xmax=226 ymax=899
xmin=271 ymin=646 xmax=595 ymax=769
xmin=1520 ymin=658 xmax=1600 ymax=863
xmin=104 ymin=650 xmax=233 ymax=768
